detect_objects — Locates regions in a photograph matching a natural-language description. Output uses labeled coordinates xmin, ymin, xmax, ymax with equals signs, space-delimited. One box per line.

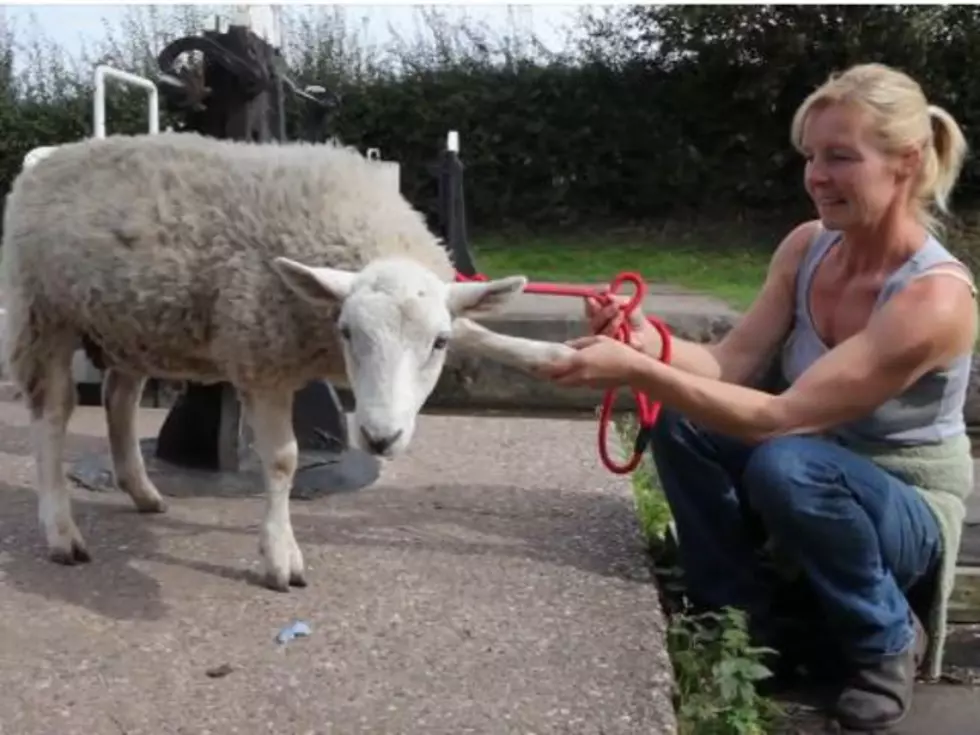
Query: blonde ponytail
xmin=924 ymin=103 xmax=968 ymax=220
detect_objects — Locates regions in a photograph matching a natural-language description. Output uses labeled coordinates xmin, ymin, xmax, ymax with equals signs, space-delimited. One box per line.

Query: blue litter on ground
xmin=275 ymin=620 xmax=311 ymax=644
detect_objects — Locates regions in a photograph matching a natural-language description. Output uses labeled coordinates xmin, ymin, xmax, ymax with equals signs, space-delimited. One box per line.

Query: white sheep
xmin=1 ymin=131 xmax=530 ymax=592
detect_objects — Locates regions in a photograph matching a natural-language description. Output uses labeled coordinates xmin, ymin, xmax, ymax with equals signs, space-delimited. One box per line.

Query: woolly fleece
xmin=1 ymin=132 xmax=457 ymax=395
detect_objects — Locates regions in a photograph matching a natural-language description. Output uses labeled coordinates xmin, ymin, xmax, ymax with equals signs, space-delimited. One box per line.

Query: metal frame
xmin=74 ymin=65 xmax=162 ymax=388
xmin=93 ymin=64 xmax=160 ymax=139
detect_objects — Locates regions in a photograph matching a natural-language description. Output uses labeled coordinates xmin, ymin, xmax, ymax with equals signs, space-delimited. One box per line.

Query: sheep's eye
xmin=339 ymin=325 xmax=351 ymax=341
xmin=433 ymin=335 xmax=449 ymax=350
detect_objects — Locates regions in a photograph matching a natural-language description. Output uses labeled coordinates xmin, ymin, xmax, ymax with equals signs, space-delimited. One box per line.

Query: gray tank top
xmin=780 ymin=227 xmax=977 ymax=446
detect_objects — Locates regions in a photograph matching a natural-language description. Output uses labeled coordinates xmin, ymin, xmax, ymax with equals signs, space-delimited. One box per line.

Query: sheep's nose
xmin=360 ymin=427 xmax=403 ymax=455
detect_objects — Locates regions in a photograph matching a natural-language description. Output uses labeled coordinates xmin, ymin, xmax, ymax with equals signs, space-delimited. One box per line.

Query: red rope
xmin=455 ymin=270 xmax=673 ymax=474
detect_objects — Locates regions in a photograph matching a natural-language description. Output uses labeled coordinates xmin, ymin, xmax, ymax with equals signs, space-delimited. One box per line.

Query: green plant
xmin=668 ymin=607 xmax=783 ymax=735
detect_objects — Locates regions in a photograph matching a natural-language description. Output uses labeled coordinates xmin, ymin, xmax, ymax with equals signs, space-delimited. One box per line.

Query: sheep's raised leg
xmin=30 ymin=344 xmax=90 ymax=564
xmin=451 ymin=317 xmax=576 ymax=371
xmin=243 ymin=388 xmax=306 ymax=591
xmin=103 ymin=369 xmax=167 ymax=513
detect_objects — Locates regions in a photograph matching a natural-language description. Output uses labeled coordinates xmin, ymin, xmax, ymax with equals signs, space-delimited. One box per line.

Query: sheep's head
xmin=271 ymin=255 xmax=527 ymax=458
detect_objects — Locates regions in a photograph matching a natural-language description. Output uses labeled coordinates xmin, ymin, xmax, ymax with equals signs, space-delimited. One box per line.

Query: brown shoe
xmin=832 ymin=614 xmax=927 ymax=731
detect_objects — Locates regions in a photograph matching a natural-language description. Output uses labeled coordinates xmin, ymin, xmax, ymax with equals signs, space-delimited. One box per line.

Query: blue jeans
xmin=650 ymin=407 xmax=943 ymax=664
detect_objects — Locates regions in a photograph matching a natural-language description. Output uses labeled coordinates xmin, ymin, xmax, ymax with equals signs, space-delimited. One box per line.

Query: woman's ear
xmin=894 ymin=145 xmax=923 ymax=182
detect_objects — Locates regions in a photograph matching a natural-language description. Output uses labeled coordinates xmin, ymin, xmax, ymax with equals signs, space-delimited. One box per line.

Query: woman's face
xmin=800 ymin=101 xmax=916 ymax=231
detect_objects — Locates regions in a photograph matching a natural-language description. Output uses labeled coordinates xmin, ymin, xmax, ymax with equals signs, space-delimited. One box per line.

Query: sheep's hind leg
xmin=31 ymin=344 xmax=89 ymax=564
xmin=103 ymin=369 xmax=167 ymax=513
xmin=243 ymin=388 xmax=306 ymax=591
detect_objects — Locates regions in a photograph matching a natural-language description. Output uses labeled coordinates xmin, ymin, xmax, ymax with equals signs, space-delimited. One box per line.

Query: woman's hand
xmin=537 ymin=334 xmax=647 ymax=388
xmin=585 ymin=295 xmax=663 ymax=358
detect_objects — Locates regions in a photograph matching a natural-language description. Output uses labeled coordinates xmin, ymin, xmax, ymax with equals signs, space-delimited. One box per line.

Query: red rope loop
xmin=454 ymin=269 xmax=673 ymax=474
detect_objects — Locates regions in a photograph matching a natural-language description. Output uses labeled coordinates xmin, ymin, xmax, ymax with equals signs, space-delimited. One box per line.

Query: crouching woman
xmin=540 ymin=63 xmax=977 ymax=731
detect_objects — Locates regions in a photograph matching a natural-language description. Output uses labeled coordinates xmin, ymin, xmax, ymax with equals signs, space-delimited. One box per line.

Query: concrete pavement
xmin=0 ymin=400 xmax=677 ymax=735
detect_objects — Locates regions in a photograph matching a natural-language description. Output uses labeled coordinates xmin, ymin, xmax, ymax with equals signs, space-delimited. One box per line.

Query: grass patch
xmin=471 ymin=230 xmax=771 ymax=310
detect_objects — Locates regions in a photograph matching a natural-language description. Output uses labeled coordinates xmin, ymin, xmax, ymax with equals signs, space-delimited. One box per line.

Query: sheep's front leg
xmin=103 ymin=369 xmax=167 ymax=513
xmin=243 ymin=388 xmax=306 ymax=592
xmin=451 ymin=317 xmax=576 ymax=371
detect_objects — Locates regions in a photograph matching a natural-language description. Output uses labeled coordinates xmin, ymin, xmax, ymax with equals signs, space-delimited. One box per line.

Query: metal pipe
xmin=93 ymin=64 xmax=160 ymax=138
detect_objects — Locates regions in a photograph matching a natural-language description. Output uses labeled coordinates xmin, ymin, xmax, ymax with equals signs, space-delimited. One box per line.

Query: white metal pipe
xmin=93 ymin=64 xmax=160 ymax=139
xmin=22 ymin=145 xmax=59 ymax=170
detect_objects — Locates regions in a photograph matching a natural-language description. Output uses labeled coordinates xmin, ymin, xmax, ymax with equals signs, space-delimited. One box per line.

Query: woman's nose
xmin=806 ymin=160 xmax=829 ymax=186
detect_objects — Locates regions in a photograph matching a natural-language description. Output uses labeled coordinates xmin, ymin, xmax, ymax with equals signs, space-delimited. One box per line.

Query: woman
xmin=541 ymin=63 xmax=977 ymax=730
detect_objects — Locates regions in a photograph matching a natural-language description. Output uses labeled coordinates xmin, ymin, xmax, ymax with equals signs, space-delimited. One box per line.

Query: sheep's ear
xmin=446 ymin=275 xmax=527 ymax=316
xmin=271 ymin=257 xmax=356 ymax=305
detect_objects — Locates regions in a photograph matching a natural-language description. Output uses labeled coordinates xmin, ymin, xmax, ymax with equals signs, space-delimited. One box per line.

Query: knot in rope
xmin=454 ymin=269 xmax=673 ymax=474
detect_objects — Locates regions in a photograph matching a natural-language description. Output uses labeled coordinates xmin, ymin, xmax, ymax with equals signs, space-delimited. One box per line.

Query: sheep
xmin=1 ymin=131 xmax=528 ymax=592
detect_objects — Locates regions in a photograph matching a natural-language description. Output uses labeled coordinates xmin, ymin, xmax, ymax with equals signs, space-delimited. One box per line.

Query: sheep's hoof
xmin=120 ymin=480 xmax=168 ymax=514
xmin=264 ymin=571 xmax=292 ymax=593
xmin=262 ymin=570 xmax=307 ymax=592
xmin=259 ymin=528 xmax=306 ymax=591
xmin=49 ymin=541 xmax=91 ymax=565
xmin=134 ymin=497 xmax=168 ymax=514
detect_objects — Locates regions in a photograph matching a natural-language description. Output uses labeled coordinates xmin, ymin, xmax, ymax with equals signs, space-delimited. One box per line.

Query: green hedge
xmin=4 ymin=5 xmax=980 ymax=240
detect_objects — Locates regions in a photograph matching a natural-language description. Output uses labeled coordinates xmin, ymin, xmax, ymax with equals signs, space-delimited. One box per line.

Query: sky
xmin=2 ymin=2 xmax=588 ymax=72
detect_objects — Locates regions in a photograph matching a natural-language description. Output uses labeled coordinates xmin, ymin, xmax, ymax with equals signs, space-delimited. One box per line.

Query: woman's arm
xmin=708 ymin=220 xmax=817 ymax=384
xmin=595 ymin=220 xmax=819 ymax=384
xmin=623 ymin=270 xmax=977 ymax=443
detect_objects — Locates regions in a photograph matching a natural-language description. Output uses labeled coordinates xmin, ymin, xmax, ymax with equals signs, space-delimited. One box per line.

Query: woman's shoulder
xmin=768 ymin=219 xmax=827 ymax=277
xmin=920 ymin=231 xmax=975 ymax=271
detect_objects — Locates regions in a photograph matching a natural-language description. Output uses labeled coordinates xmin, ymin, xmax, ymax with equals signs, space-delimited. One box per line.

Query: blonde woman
xmin=542 ymin=63 xmax=977 ymax=730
